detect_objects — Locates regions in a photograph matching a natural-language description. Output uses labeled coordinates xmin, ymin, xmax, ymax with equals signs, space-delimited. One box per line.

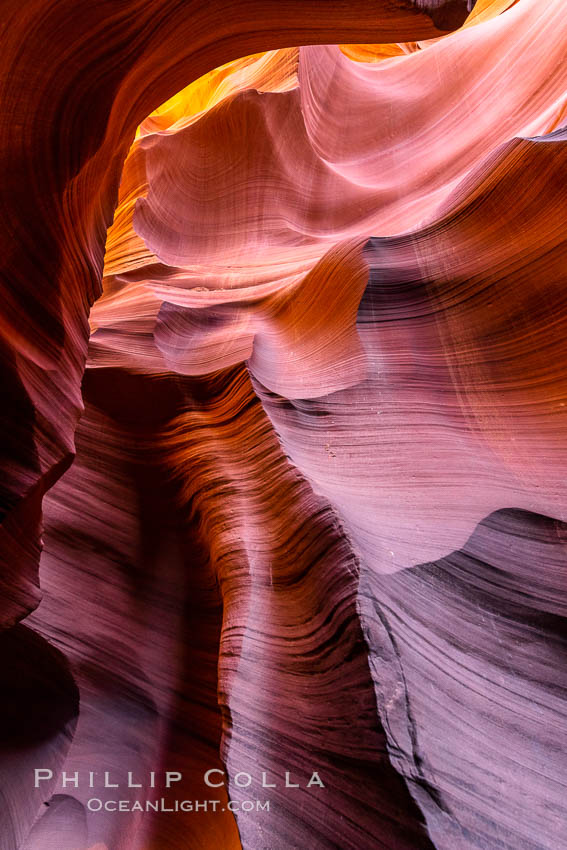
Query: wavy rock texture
xmin=2 ymin=0 xmax=567 ymax=848
xmin=0 ymin=0 xmax=456 ymax=626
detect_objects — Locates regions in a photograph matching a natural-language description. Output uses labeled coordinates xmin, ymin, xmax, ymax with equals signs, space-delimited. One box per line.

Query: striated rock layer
xmin=2 ymin=0 xmax=567 ymax=848
xmin=0 ymin=0 xmax=458 ymax=625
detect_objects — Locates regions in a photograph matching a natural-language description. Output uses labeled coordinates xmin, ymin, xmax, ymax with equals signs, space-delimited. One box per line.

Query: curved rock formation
xmin=2 ymin=0 xmax=567 ymax=848
xmin=0 ymin=0 xmax=459 ymax=626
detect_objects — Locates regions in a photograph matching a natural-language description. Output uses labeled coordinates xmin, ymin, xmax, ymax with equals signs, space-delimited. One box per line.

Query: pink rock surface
xmin=1 ymin=1 xmax=567 ymax=848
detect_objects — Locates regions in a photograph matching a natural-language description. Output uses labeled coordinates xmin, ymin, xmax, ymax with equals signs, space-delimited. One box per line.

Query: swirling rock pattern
xmin=2 ymin=0 xmax=567 ymax=848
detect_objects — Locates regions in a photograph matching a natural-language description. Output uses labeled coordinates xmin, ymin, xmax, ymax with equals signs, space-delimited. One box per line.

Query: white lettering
xmin=285 ymin=772 xmax=299 ymax=788
xmin=104 ymin=772 xmax=118 ymax=788
xmin=34 ymin=769 xmax=52 ymax=787
xmin=127 ymin=772 xmax=142 ymax=788
xmin=62 ymin=772 xmax=79 ymax=788
xmin=204 ymin=769 xmax=225 ymax=787
xmin=165 ymin=772 xmax=182 ymax=788
xmin=307 ymin=771 xmax=325 ymax=788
